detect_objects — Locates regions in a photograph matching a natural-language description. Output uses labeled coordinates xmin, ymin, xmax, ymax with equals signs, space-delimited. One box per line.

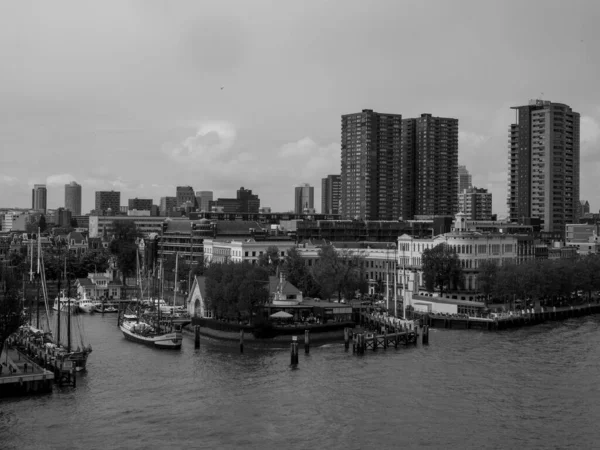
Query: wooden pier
xmin=347 ymin=313 xmax=427 ymax=355
xmin=0 ymin=345 xmax=54 ymax=397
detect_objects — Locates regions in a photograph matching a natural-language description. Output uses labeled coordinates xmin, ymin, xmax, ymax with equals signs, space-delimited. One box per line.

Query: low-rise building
xmin=203 ymin=238 xmax=296 ymax=265
xmin=75 ymin=269 xmax=124 ymax=300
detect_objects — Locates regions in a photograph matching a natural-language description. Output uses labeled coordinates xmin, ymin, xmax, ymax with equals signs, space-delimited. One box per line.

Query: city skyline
xmin=1 ymin=2 xmax=599 ymax=216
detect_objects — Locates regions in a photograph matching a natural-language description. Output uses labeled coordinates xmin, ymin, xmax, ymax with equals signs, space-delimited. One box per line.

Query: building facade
xmin=195 ymin=191 xmax=213 ymax=212
xmin=32 ymin=184 xmax=47 ymax=213
xmin=294 ymin=183 xmax=314 ymax=214
xmin=508 ymin=100 xmax=580 ymax=233
xmin=128 ymin=198 xmax=153 ymax=212
xmin=203 ymin=238 xmax=295 ymax=265
xmin=64 ymin=181 xmax=82 ymax=215
xmin=88 ymin=215 xmax=165 ymax=238
xmin=211 ymin=187 xmax=260 ymax=214
xmin=321 ymin=174 xmax=341 ymax=215
xmin=176 ymin=186 xmax=196 ymax=208
xmin=458 ymin=187 xmax=492 ymax=220
xmin=412 ymin=114 xmax=459 ymax=217
xmin=159 ymin=196 xmax=177 ymax=216
xmin=458 ymin=165 xmax=472 ymax=194
xmin=95 ymin=191 xmax=121 ymax=215
xmin=341 ymin=109 xmax=403 ymax=220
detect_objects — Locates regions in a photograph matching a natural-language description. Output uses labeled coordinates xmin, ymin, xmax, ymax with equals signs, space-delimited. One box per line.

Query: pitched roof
xmin=76 ymin=278 xmax=94 ymax=286
xmin=269 ymin=275 xmax=301 ymax=296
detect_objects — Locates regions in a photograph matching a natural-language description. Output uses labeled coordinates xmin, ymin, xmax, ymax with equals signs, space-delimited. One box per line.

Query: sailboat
xmin=21 ymin=231 xmax=92 ymax=371
xmin=119 ymin=251 xmax=182 ymax=349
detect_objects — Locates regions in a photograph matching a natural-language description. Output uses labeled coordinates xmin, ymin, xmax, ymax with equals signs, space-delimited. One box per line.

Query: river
xmin=2 ymin=313 xmax=599 ymax=450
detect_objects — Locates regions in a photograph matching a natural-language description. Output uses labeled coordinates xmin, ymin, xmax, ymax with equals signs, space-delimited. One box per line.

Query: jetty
xmin=0 ymin=343 xmax=54 ymax=397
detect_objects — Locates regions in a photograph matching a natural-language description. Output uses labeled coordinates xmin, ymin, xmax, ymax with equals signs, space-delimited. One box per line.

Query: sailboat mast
xmin=136 ymin=249 xmax=141 ymax=323
xmin=173 ymin=252 xmax=178 ymax=308
xmin=66 ymin=256 xmax=71 ymax=352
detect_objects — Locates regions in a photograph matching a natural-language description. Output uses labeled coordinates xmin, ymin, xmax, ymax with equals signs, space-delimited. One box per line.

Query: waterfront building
xmin=458 ymin=187 xmax=493 ymax=220
xmin=294 ymin=183 xmax=314 ymax=214
xmin=565 ymin=223 xmax=600 ymax=255
xmin=203 ymin=238 xmax=296 ymax=265
xmin=321 ymin=174 xmax=341 ymax=215
xmin=64 ymin=181 xmax=82 ymax=215
xmin=508 ymin=99 xmax=580 ymax=234
xmin=75 ymin=269 xmax=124 ymax=300
xmin=32 ymin=184 xmax=47 ymax=213
xmin=95 ymin=191 xmax=121 ymax=215
xmin=195 ymin=191 xmax=213 ymax=212
xmin=128 ymin=198 xmax=152 ymax=212
xmin=159 ymin=196 xmax=177 ymax=217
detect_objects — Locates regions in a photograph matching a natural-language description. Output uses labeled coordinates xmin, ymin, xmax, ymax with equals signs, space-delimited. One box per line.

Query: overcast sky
xmin=1 ymin=0 xmax=599 ymax=216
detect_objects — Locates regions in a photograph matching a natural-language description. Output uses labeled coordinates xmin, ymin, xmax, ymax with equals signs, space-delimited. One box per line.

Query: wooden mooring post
xmin=344 ymin=327 xmax=350 ymax=351
xmin=290 ymin=336 xmax=299 ymax=365
xmin=194 ymin=325 xmax=200 ymax=349
xmin=240 ymin=329 xmax=244 ymax=354
xmin=304 ymin=329 xmax=310 ymax=354
xmin=422 ymin=325 xmax=429 ymax=345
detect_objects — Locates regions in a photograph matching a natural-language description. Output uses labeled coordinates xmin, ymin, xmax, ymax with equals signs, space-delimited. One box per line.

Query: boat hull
xmin=120 ymin=323 xmax=182 ymax=350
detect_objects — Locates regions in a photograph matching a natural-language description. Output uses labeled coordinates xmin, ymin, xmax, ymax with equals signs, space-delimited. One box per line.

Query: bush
xmin=252 ymin=319 xmax=277 ymax=339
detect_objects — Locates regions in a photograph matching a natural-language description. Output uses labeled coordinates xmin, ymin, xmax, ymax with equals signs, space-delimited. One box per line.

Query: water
xmin=2 ymin=314 xmax=600 ymax=450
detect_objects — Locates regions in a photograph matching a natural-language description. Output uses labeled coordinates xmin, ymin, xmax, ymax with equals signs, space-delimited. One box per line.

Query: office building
xmin=508 ymin=100 xmax=580 ymax=233
xmin=64 ymin=181 xmax=82 ymax=215
xmin=176 ymin=186 xmax=197 ymax=208
xmin=210 ymin=187 xmax=260 ymax=214
xmin=95 ymin=191 xmax=121 ymax=215
xmin=321 ymin=174 xmax=341 ymax=215
xmin=195 ymin=191 xmax=213 ymax=212
xmin=458 ymin=165 xmax=472 ymax=194
xmin=458 ymin=187 xmax=492 ymax=220
xmin=32 ymin=184 xmax=47 ymax=213
xmin=160 ymin=197 xmax=177 ymax=217
xmin=294 ymin=183 xmax=314 ymax=214
xmin=128 ymin=198 xmax=153 ymax=211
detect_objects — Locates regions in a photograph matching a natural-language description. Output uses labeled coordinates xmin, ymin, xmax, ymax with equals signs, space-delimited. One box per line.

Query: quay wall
xmin=186 ymin=318 xmax=351 ymax=346
xmin=423 ymin=303 xmax=600 ymax=331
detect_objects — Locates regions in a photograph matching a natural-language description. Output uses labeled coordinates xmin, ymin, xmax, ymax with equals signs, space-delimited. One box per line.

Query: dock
xmin=0 ymin=344 xmax=54 ymax=397
xmin=347 ymin=313 xmax=427 ymax=354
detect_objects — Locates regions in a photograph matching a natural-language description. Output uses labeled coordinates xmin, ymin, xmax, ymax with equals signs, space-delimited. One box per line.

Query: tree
xmin=38 ymin=215 xmax=47 ymax=233
xmin=109 ymin=220 xmax=142 ymax=280
xmin=237 ymin=265 xmax=270 ymax=323
xmin=477 ymin=260 xmax=498 ymax=305
xmin=311 ymin=244 xmax=367 ymax=301
xmin=422 ymin=243 xmax=463 ymax=295
xmin=258 ymin=246 xmax=282 ymax=275
xmin=283 ymin=247 xmax=320 ymax=298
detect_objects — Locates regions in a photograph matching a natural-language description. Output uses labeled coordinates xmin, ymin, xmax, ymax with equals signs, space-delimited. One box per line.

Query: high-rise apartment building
xmin=159 ymin=196 xmax=177 ymax=217
xmin=340 ymin=110 xmax=458 ymax=221
xmin=95 ymin=191 xmax=121 ymax=215
xmin=294 ymin=183 xmax=314 ymax=214
xmin=411 ymin=114 xmax=459 ymax=217
xmin=508 ymin=100 xmax=580 ymax=233
xmin=321 ymin=175 xmax=341 ymax=215
xmin=458 ymin=165 xmax=472 ymax=194
xmin=64 ymin=181 xmax=82 ymax=215
xmin=341 ymin=109 xmax=403 ymax=220
xmin=32 ymin=184 xmax=47 ymax=213
xmin=195 ymin=191 xmax=213 ymax=212
xmin=176 ymin=186 xmax=196 ymax=208
xmin=128 ymin=198 xmax=153 ymax=211
xmin=458 ymin=187 xmax=492 ymax=220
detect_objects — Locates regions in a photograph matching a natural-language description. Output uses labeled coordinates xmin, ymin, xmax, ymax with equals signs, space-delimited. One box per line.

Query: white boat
xmin=119 ymin=320 xmax=182 ymax=349
xmin=123 ymin=313 xmax=138 ymax=321
xmin=77 ymin=293 xmax=96 ymax=314
xmin=94 ymin=303 xmax=118 ymax=313
xmin=52 ymin=291 xmax=78 ymax=314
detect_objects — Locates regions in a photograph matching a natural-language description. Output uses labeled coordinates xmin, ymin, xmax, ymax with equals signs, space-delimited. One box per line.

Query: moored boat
xmin=119 ymin=320 xmax=182 ymax=349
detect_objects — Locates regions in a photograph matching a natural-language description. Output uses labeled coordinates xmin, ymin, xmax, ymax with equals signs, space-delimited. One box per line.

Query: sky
xmin=1 ymin=0 xmax=599 ymax=217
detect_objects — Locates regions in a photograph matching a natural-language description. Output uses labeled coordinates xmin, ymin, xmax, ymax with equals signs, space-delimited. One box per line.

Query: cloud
xmin=46 ymin=173 xmax=77 ymax=187
xmin=165 ymin=121 xmax=237 ymax=162
xmin=581 ymin=116 xmax=600 ymax=143
xmin=459 ymin=131 xmax=489 ymax=148
xmin=0 ymin=174 xmax=18 ymax=185
xmin=275 ymin=138 xmax=339 ymax=181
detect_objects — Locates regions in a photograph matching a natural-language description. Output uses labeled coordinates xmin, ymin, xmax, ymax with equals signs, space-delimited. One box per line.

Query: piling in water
xmin=291 ymin=336 xmax=299 ymax=365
